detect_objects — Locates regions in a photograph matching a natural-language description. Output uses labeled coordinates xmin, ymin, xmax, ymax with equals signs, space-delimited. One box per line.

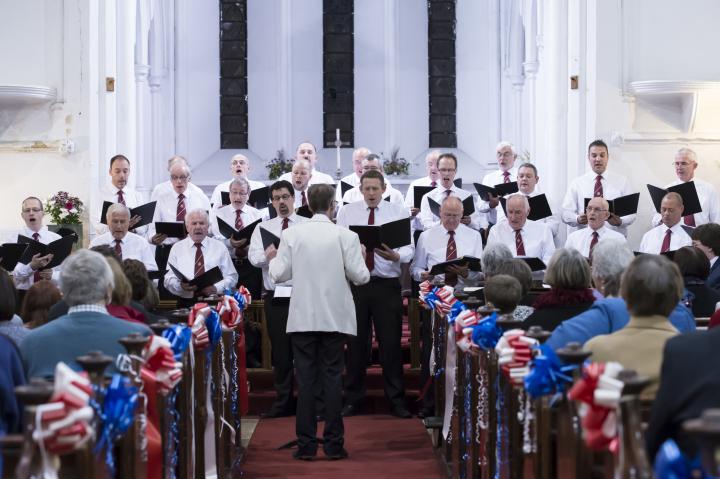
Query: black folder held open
xmin=17 ymin=234 xmax=75 ymax=269
xmin=260 ymin=227 xmax=281 ymax=250
xmin=168 ymin=264 xmax=224 ymax=290
xmin=647 ymin=182 xmax=702 ymax=216
xmin=429 ymin=256 xmax=482 ymax=275
xmin=428 ymin=196 xmax=475 ymax=218
xmin=154 ymin=222 xmax=187 ymax=238
xmin=340 ymin=181 xmax=354 ymax=197
xmin=413 ymin=186 xmax=435 ymax=209
xmin=518 ymin=257 xmax=547 ymax=272
xmin=499 ymin=194 xmax=553 ymax=221
xmin=221 ymin=186 xmax=270 ymax=210
xmin=216 ymin=217 xmax=261 ymax=242
xmin=100 ymin=201 xmax=157 ymax=228
xmin=473 ymin=181 xmax=519 ymax=201
xmin=0 ymin=243 xmax=29 ymax=271
xmin=582 ymin=193 xmax=640 ymax=217
xmin=349 ymin=217 xmax=411 ymax=251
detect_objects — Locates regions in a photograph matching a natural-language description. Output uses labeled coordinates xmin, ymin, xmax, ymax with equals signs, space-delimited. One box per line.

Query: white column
xmin=148 ymin=0 xmax=170 ymax=186
xmin=522 ymin=0 xmax=539 ymax=158
xmin=115 ymin=0 xmax=138 ymax=189
xmin=134 ymin=0 xmax=152 ymax=195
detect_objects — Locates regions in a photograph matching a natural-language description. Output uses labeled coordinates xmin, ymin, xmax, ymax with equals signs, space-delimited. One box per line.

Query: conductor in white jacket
xmin=269 ymin=183 xmax=370 ymax=460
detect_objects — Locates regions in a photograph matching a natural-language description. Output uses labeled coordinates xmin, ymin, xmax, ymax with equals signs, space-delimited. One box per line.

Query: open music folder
xmin=17 ymin=234 xmax=75 ymax=269
xmin=349 ymin=217 xmax=412 ymax=250
xmin=100 ymin=201 xmax=157 ymax=228
xmin=168 ymin=264 xmax=224 ymax=290
xmin=216 ymin=217 xmax=261 ymax=242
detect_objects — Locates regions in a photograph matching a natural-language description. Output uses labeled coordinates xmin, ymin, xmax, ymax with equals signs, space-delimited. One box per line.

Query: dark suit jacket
xmin=521 ymin=302 xmax=594 ymax=332
xmin=707 ymin=259 xmax=720 ymax=291
xmin=685 ymin=281 xmax=720 ymax=317
xmin=645 ymin=327 xmax=720 ymax=460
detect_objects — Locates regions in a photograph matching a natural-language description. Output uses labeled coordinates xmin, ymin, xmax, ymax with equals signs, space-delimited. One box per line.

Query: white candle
xmin=336 ymin=128 xmax=340 ymax=142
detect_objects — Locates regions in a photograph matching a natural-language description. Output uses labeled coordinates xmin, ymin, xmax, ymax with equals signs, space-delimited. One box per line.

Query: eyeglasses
xmin=171 ymin=175 xmax=189 ymax=182
xmin=22 ymin=208 xmax=42 ymax=213
xmin=672 ymin=161 xmax=693 ymax=167
xmin=497 ymin=152 xmax=514 ymax=158
xmin=585 ymin=207 xmax=608 ymax=213
xmin=438 ymin=168 xmax=456 ymax=173
xmin=272 ymin=194 xmax=292 ymax=201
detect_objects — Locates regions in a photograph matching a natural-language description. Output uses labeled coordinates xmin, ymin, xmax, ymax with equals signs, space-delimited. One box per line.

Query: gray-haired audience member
xmin=492 ymin=258 xmax=535 ymax=321
xmin=20 ymin=249 xmax=151 ymax=379
xmin=546 ymin=240 xmax=695 ymax=349
xmin=481 ymin=243 xmax=513 ymax=278
xmin=484 ymin=275 xmax=523 ymax=316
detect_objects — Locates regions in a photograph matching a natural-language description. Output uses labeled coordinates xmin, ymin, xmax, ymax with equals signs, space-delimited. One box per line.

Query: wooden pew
xmin=118 ymin=333 xmax=150 ymax=479
xmin=524 ymin=326 xmax=552 ymax=479
xmin=148 ymin=319 xmax=177 ymax=479
xmin=13 ymin=379 xmax=55 ymax=478
xmin=614 ymin=370 xmax=652 ymax=478
xmin=683 ymin=408 xmax=720 ymax=476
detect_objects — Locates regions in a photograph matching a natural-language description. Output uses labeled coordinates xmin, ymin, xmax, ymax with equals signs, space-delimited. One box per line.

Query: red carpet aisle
xmin=242 ymin=415 xmax=446 ymax=478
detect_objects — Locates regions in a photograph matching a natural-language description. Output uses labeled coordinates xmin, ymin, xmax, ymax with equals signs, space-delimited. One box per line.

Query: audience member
xmin=484 ymin=275 xmax=523 ymax=316
xmin=105 ymin=257 xmax=147 ymax=324
xmin=691 ymin=223 xmax=720 ymax=291
xmin=20 ymin=249 xmax=151 ymax=379
xmin=0 ymin=333 xmax=25 ymax=436
xmin=123 ymin=259 xmax=160 ymax=313
xmin=492 ymin=259 xmax=535 ymax=320
xmin=0 ymin=269 xmax=26 ymax=346
xmin=585 ymin=254 xmax=684 ymax=399
xmin=522 ymin=248 xmax=595 ymax=331
xmin=673 ymin=246 xmax=720 ymax=317
xmin=20 ymin=280 xmax=62 ymax=329
xmin=480 ymin=243 xmax=513 ymax=278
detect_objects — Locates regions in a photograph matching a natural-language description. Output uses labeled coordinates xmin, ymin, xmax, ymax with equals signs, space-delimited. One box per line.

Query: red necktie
xmin=114 ymin=239 xmax=123 ymax=260
xmin=445 ymin=230 xmax=458 ymax=286
xmin=684 ymin=215 xmax=696 ymax=227
xmin=445 ymin=190 xmax=452 ymax=198
xmin=503 ymin=171 xmax=510 ymax=184
xmin=235 ymin=210 xmax=247 ymax=258
xmin=117 ymin=190 xmax=126 ymax=205
xmin=194 ymin=242 xmax=205 ymax=277
xmin=282 ymin=217 xmax=289 ymax=230
xmin=593 ymin=175 xmax=603 ymax=198
xmin=301 ymin=191 xmax=308 ymax=206
xmin=365 ymin=207 xmax=375 ymax=271
xmin=515 ymin=229 xmax=526 ymax=256
xmin=176 ymin=194 xmax=186 ymax=222
xmin=660 ymin=229 xmax=672 ymax=254
xmin=430 ymin=181 xmax=437 ymax=188
xmin=589 ymin=231 xmax=599 ymax=257
xmin=32 ymin=233 xmax=41 ymax=282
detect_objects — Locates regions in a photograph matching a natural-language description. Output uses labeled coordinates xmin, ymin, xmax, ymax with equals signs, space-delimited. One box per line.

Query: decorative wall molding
xmin=0 ymin=85 xmax=57 ymax=108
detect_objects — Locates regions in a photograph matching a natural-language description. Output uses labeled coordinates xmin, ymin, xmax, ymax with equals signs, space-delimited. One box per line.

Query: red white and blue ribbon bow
xmin=187 ymin=303 xmax=222 ymax=350
xmin=141 ymin=335 xmax=183 ymax=395
xmin=495 ymin=329 xmax=539 ymax=385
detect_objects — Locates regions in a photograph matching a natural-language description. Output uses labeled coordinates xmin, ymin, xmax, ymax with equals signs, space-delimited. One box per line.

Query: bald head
xmin=506 ymin=194 xmax=530 ymax=231
xmin=440 ymin=196 xmax=463 ymax=232
xmin=229 ymin=154 xmax=250 ymax=179
xmin=660 ymin=192 xmax=684 ymax=228
xmin=292 ymin=159 xmax=312 ymax=191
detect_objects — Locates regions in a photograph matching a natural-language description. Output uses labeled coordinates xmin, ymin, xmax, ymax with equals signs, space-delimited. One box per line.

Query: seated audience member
xmin=105 ymin=257 xmax=148 ymax=324
xmin=564 ymin=197 xmax=626 ymax=258
xmin=492 ymin=259 xmax=535 ymax=320
xmin=0 ymin=269 xmax=27 ymax=346
xmin=522 ymin=248 xmax=595 ymax=331
xmin=480 ymin=242 xmax=513 ymax=279
xmin=164 ymin=209 xmax=238 ymax=304
xmin=586 ymin=254 xmax=685 ymax=400
xmin=691 ymin=223 xmax=720 ymax=291
xmin=0 ymin=333 xmax=25 ymax=436
xmin=673 ymin=246 xmax=720 ymax=317
xmin=639 ymin=192 xmax=693 ymax=254
xmin=484 ymin=275 xmax=523 ymax=316
xmin=547 ymin=240 xmax=695 ymax=349
xmin=20 ymin=249 xmax=151 ymax=379
xmin=123 ymin=259 xmax=161 ymax=314
xmin=21 ymin=280 xmax=62 ymax=329
xmin=646 ymin=327 xmax=720 ymax=462
xmin=90 ymin=203 xmax=158 ymax=272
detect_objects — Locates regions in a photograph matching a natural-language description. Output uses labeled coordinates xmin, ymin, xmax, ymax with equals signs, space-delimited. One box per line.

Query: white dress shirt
xmin=478 ymin=166 xmax=519 ymax=224
xmin=209 ymin=204 xmax=263 ymax=259
xmin=418 ymin=185 xmax=484 ymax=231
xmin=89 ymin=231 xmax=158 ymax=272
xmin=150 ymin=180 xmax=207 ymax=202
xmin=336 ymin=200 xmax=414 ymax=278
xmin=293 ymin=189 xmax=311 ymax=208
xmin=269 ymin=214 xmax=370 ymax=335
xmin=279 ymin=169 xmax=336 ymax=185
xmin=495 ymin=187 xmax=560 ymax=240
xmin=341 ymin=183 xmax=404 ymax=206
xmin=561 ymin=170 xmax=637 ymax=236
xmin=163 ymin=236 xmax=238 ymax=298
xmin=564 ymin=225 xmax=627 ymax=258
xmin=411 ymin=223 xmax=483 ymax=287
xmin=650 ymin=178 xmax=720 ymax=227
xmin=639 ymin=222 xmax=693 ymax=254
xmin=12 ymin=226 xmax=62 ymax=290
xmin=248 ymin=214 xmax=308 ymax=291
xmin=92 ymin=183 xmax=146 ymax=237
xmin=209 ymin=178 xmax=267 ymax=209
xmin=148 ymin=188 xmax=211 ymax=245
xmin=486 ymin=219 xmax=556 ymax=265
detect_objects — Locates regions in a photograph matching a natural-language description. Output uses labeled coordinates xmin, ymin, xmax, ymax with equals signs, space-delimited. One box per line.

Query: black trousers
xmin=345 ymin=277 xmax=405 ymax=408
xmin=264 ymin=292 xmax=294 ymax=412
xmin=291 ymin=331 xmax=346 ymax=455
xmin=234 ymin=258 xmax=263 ymax=364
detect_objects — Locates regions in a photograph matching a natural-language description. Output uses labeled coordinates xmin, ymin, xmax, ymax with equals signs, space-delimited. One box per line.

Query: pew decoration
xmin=470 ymin=311 xmax=502 ymax=351
xmin=33 ymin=362 xmax=95 ymax=478
xmin=141 ymin=335 xmax=183 ymax=395
xmin=220 ymin=289 xmax=250 ymax=418
xmin=188 ymin=302 xmax=222 ymax=350
xmin=567 ymin=361 xmax=625 ymax=453
xmin=524 ymin=343 xmax=577 ymax=399
xmin=654 ymin=439 xmax=710 ymax=479
xmin=162 ymin=323 xmax=192 ymax=360
xmin=95 ymin=374 xmax=139 ymax=474
xmin=495 ymin=329 xmax=539 ymax=385
xmin=418 ymin=281 xmax=456 ymax=317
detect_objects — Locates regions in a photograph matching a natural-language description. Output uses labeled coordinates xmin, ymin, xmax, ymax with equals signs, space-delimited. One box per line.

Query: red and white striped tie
xmin=515 ymin=229 xmax=526 ymax=256
xmin=194 ymin=243 xmax=205 ymax=277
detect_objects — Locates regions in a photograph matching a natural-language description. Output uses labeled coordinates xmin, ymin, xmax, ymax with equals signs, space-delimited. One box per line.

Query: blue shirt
xmin=546 ymin=297 xmax=696 ymax=350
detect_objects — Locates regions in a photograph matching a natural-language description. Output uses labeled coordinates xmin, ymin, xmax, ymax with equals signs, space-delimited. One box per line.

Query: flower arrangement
xmin=383 ymin=147 xmax=410 ymax=176
xmin=265 ymin=149 xmax=293 ymax=180
xmin=45 ymin=191 xmax=84 ymax=224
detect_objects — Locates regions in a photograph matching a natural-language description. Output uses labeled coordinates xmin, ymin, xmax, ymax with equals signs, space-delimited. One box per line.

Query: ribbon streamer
xmin=188 ymin=303 xmax=222 ymax=350
xmin=654 ymin=439 xmax=709 ymax=479
xmin=162 ymin=324 xmax=192 ymax=361
xmin=524 ymin=344 xmax=577 ymax=399
xmin=470 ymin=312 xmax=502 ymax=351
xmin=142 ymin=335 xmax=183 ymax=395
xmin=95 ymin=374 xmax=139 ymax=474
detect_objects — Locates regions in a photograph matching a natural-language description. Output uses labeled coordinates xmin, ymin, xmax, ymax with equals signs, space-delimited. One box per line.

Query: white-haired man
xmin=478 ymin=141 xmax=520 ymax=226
xmin=564 ymin=197 xmax=626 ymax=258
xmin=279 ymin=142 xmax=335 ymax=185
xmin=150 ymin=155 xmax=208 ymax=201
xmin=210 ymin=154 xmax=266 ymax=209
xmin=650 ymin=147 xmax=720 ymax=227
xmin=90 ymin=204 xmax=157 ymax=273
xmin=20 ymin=249 xmax=151 ymax=379
xmin=164 ymin=209 xmax=237 ymax=304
